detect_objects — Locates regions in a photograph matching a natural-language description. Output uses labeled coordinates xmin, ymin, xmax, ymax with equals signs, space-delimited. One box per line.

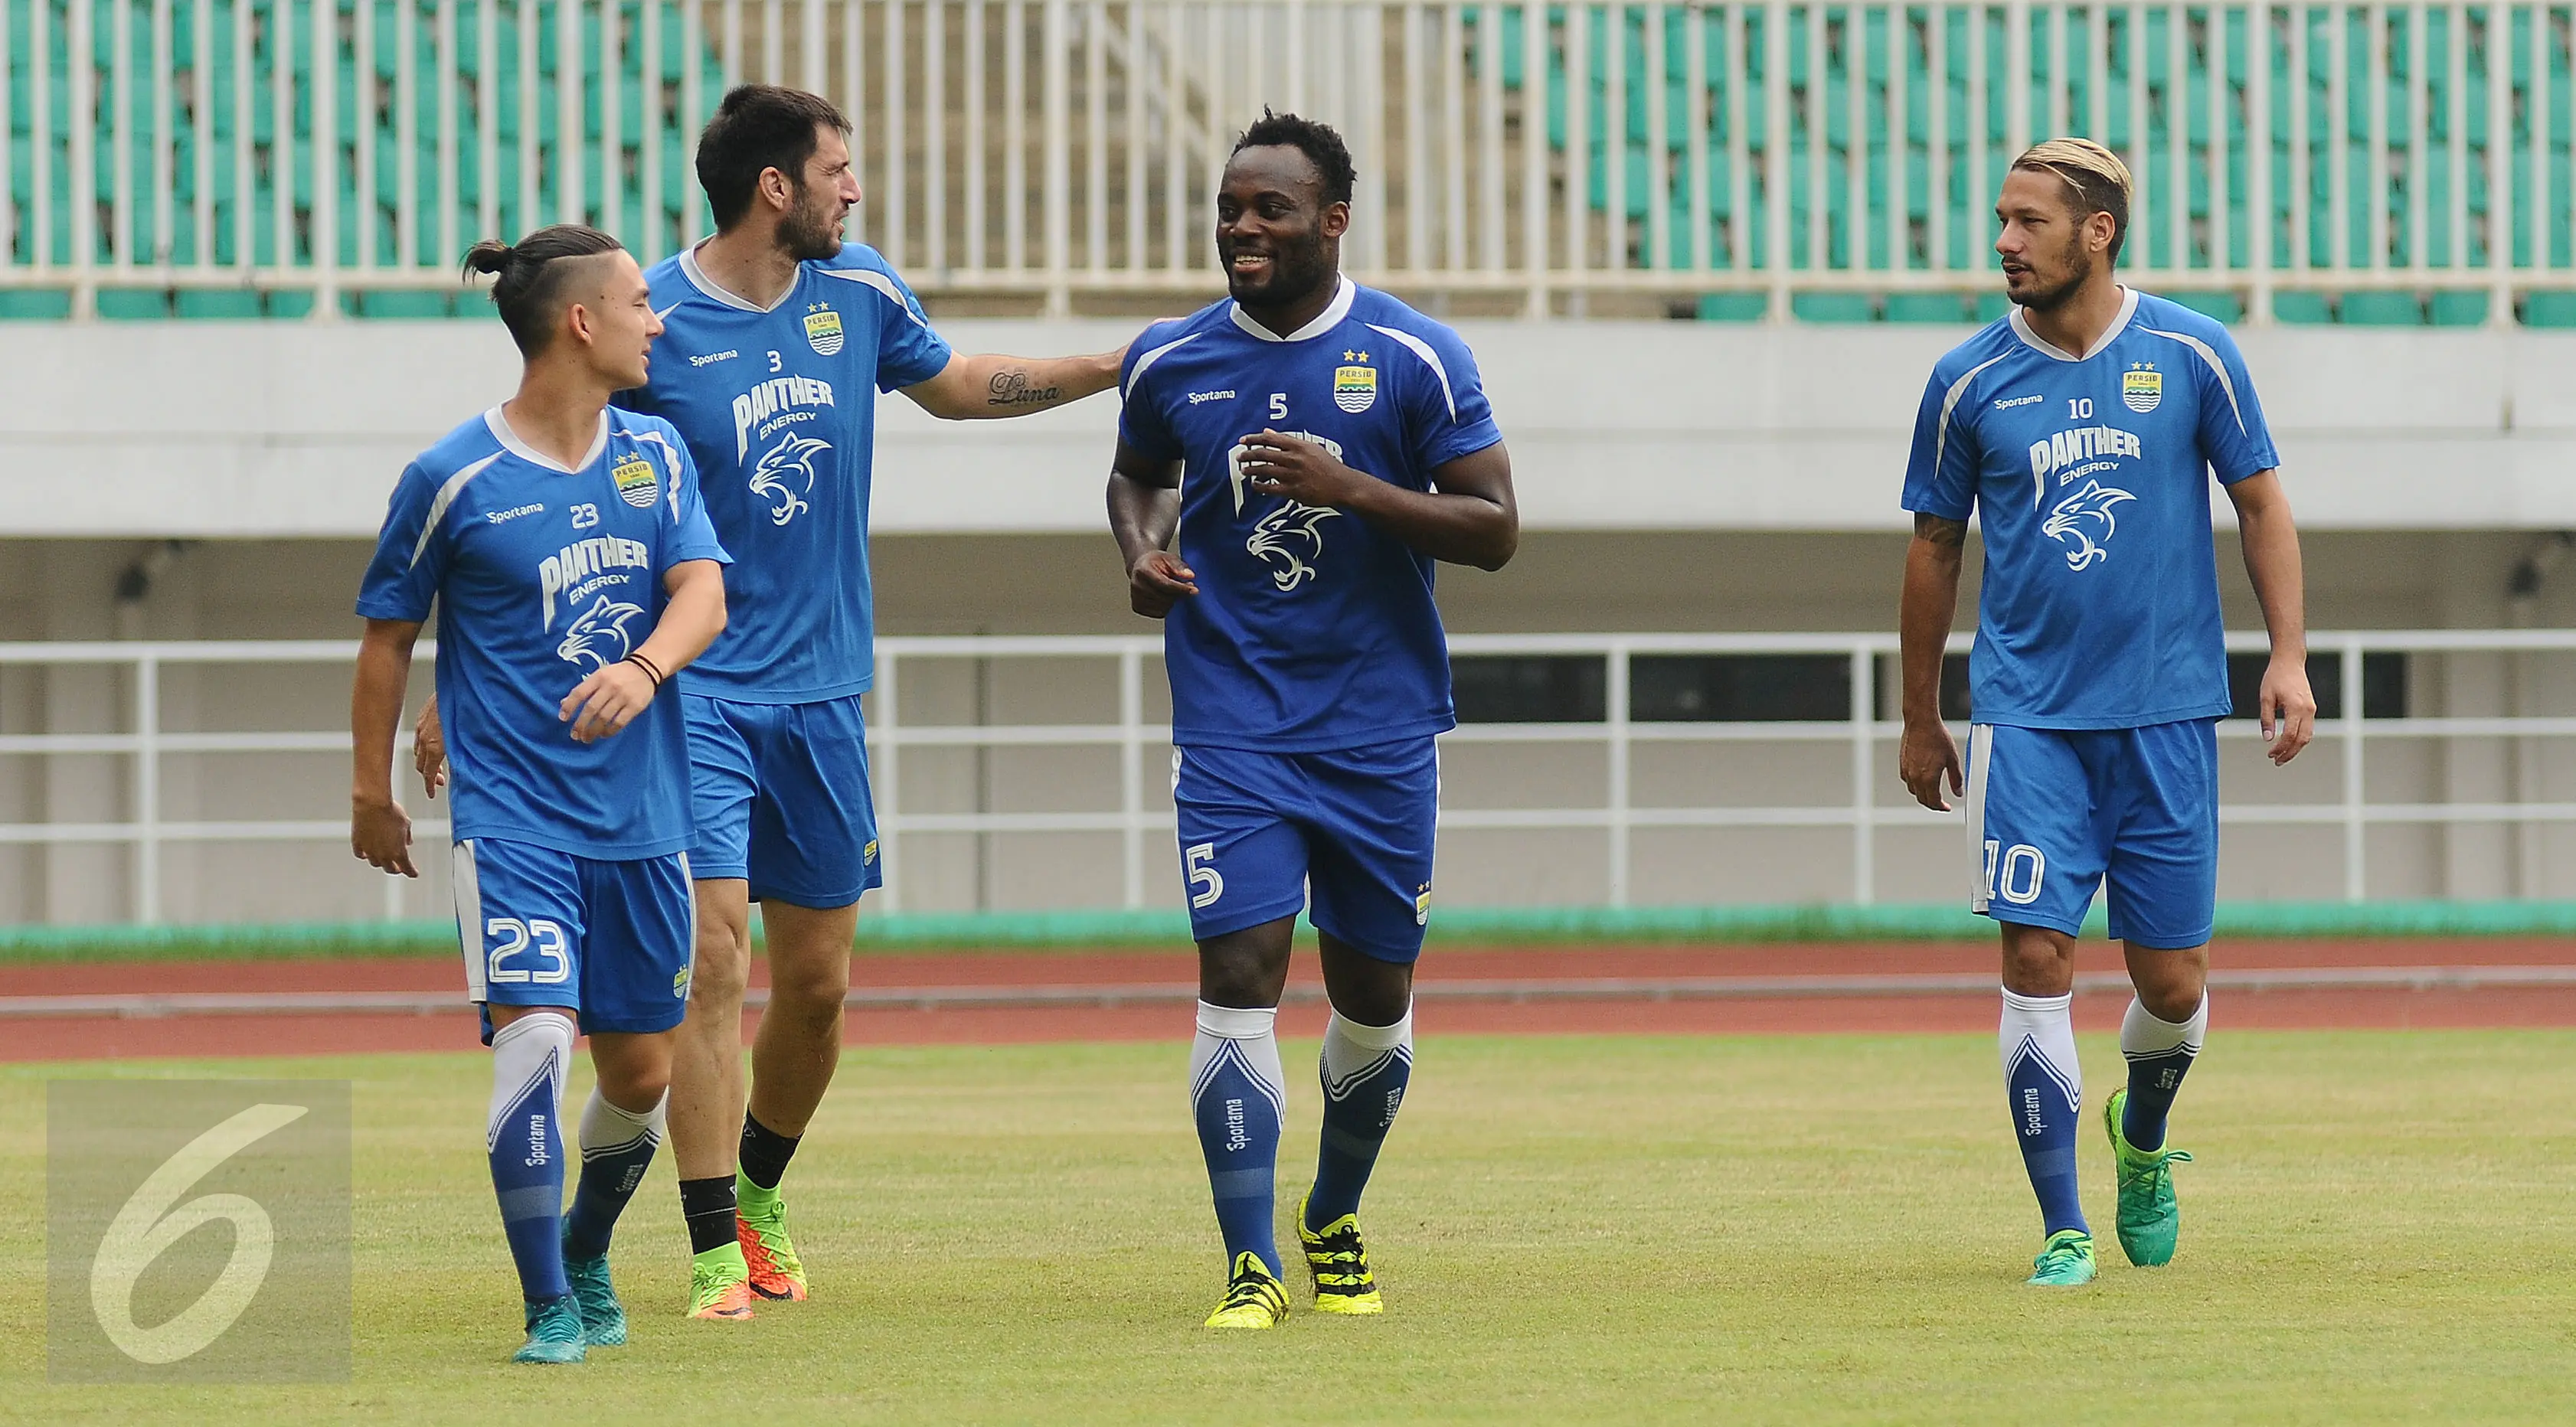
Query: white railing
xmin=5 ymin=2 xmax=2571 ymax=319
xmin=1 ymin=629 xmax=2573 ymax=923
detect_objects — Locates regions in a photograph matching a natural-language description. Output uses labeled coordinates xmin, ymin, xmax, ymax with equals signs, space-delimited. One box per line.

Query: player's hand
xmin=351 ymin=795 xmax=417 ymax=877
xmin=560 ymin=661 xmax=659 ymax=743
xmin=413 ymin=696 xmax=448 ymax=799
xmin=1899 ymin=718 xmax=1965 ymax=812
xmin=1237 ymin=430 xmax=1369 ymax=508
xmin=2258 ymin=654 xmax=2317 ymax=765
xmin=1128 ymin=549 xmax=1198 ymax=619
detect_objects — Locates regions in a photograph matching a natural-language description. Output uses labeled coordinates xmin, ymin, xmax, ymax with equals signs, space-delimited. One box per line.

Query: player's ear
xmin=759 ymin=164 xmax=795 ymax=215
xmin=1319 ymin=199 xmax=1352 ymax=242
xmin=562 ymin=297 xmax=597 ymax=351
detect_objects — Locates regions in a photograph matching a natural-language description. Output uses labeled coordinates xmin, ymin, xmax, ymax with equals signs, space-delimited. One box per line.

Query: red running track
xmin=5 ymin=939 xmax=2574 ymax=1062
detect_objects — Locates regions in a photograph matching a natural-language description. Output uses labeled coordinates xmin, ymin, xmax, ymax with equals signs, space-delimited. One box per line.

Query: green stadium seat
xmin=0 ymin=290 xmax=74 ymax=319
xmin=1885 ymin=292 xmax=1972 ymax=324
xmin=348 ymin=290 xmax=463 ymax=318
xmin=1695 ymin=292 xmax=1767 ymax=322
xmin=1971 ymin=292 xmax=2013 ymax=324
xmin=96 ymin=289 xmax=175 ymax=319
xmin=2272 ymin=292 xmax=2336 ymax=324
xmin=2427 ymin=292 xmax=2489 ymax=327
xmin=2522 ymin=292 xmax=2576 ymax=328
xmin=1791 ymin=292 xmax=1876 ymax=324
xmin=175 ymin=289 xmax=266 ymax=319
xmin=2161 ymin=292 xmax=2247 ymax=324
xmin=2339 ymin=292 xmax=2425 ymax=325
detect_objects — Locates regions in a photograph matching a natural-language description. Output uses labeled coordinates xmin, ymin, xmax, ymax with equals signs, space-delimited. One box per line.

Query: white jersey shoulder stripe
xmin=1365 ymin=322 xmax=1458 ymax=423
xmin=1123 ymin=331 xmax=1200 ymax=400
xmin=1927 ymin=351 xmax=2012 ymax=505
xmin=412 ymin=452 xmax=506 ymax=567
xmin=817 ymin=265 xmax=934 ymax=330
xmin=2139 ymin=325 xmax=2248 ymax=436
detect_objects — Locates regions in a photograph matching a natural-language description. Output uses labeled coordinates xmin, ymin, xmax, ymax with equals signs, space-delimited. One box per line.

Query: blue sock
xmin=1191 ymin=1001 xmax=1285 ymax=1278
xmin=487 ymin=1012 xmax=574 ymax=1303
xmin=2120 ymin=994 xmax=2208 ymax=1152
xmin=1306 ymin=1007 xmax=1414 ymax=1230
xmin=1999 ymin=988 xmax=2087 ymax=1237
xmin=561 ymin=1085 xmax=665 ymax=1262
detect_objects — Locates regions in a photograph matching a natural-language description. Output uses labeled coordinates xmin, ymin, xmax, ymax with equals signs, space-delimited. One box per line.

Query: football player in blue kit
xmin=1896 ymin=139 xmax=2317 ymax=1287
xmin=1108 ymin=112 xmax=1518 ymax=1329
xmin=351 ymin=225 xmax=731 ymax=1362
xmin=420 ymin=85 xmax=1129 ymax=1316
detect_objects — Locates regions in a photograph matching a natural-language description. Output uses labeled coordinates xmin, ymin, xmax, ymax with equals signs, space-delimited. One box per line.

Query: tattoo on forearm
xmin=986 ymin=369 xmax=1062 ymax=408
xmin=1914 ymin=513 xmax=1969 ymax=547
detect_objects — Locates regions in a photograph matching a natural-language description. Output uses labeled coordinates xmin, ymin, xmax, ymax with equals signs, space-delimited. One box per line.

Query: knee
xmin=767 ymin=953 xmax=850 ymax=1025
xmin=1329 ymin=968 xmax=1414 ymax=1027
xmin=1999 ymin=925 xmax=2076 ymax=996
xmin=2132 ymin=957 xmax=2208 ymax=1021
xmin=688 ymin=924 xmax=754 ymax=1010
xmin=1199 ymin=949 xmax=1282 ymax=1009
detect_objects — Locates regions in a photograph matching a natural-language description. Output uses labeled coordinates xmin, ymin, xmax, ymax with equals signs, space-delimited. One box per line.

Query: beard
xmin=2007 ymin=235 xmax=2097 ymax=312
xmin=780 ymin=187 xmax=845 ymax=262
xmin=1226 ymin=229 xmax=1332 ymax=310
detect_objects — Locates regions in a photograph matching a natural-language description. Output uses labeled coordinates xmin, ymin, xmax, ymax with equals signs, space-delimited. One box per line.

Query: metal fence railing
xmin=5 ymin=2 xmax=2573 ymax=319
xmin=0 ymin=629 xmax=2571 ymax=923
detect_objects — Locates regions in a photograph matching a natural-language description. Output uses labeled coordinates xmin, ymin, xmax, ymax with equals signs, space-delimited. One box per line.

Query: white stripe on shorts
xmin=453 ymin=839 xmax=487 ymax=1004
xmin=1963 ymin=724 xmax=1994 ymax=914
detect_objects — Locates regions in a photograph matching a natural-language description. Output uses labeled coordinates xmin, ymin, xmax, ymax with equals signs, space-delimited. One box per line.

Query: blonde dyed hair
xmin=2012 ymin=137 xmax=2133 ymax=263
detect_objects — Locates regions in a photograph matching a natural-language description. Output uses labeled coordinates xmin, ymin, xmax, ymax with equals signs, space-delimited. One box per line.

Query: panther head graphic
xmin=557 ymin=596 xmax=646 ymax=671
xmin=749 ymin=433 xmax=830 ymax=526
xmin=1247 ymin=501 xmax=1342 ymax=592
xmin=2040 ymin=479 xmax=2138 ymax=571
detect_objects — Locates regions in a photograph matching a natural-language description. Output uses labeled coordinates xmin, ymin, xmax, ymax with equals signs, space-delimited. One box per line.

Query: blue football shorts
xmin=450 ymin=838 xmax=696 ymax=1043
xmin=682 ymin=691 xmax=883 ymax=909
xmin=1962 ymin=717 xmax=2221 ymax=949
xmin=1172 ymin=736 xmax=1440 ymax=965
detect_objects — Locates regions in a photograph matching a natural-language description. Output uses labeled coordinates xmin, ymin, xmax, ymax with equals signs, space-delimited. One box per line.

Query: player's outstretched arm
xmin=1235 ymin=433 xmax=1519 ymax=571
xmin=2227 ymin=470 xmax=2316 ymax=765
xmin=351 ymin=617 xmax=423 ymax=877
xmin=901 ymin=348 xmax=1126 ymax=420
xmin=560 ymin=558 xmax=727 ymax=743
xmin=1898 ymin=513 xmax=1968 ymax=812
xmin=1107 ymin=439 xmax=1195 ymax=619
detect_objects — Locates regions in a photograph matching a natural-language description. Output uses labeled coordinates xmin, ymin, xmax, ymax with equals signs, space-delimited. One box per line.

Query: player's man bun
xmin=459 ymin=224 xmax=626 ymax=357
xmin=1232 ymin=109 xmax=1357 ymax=207
xmin=697 ymin=85 xmax=853 ymax=231
xmin=2012 ymin=137 xmax=2133 ymax=265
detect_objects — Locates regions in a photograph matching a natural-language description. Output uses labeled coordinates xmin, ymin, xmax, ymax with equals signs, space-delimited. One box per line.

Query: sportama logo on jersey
xmin=804 ymin=304 xmax=845 ymax=356
xmin=2123 ymin=362 xmax=2162 ymax=413
xmin=1333 ymin=351 xmax=1377 ymax=413
xmin=610 ymin=453 xmax=659 ymax=509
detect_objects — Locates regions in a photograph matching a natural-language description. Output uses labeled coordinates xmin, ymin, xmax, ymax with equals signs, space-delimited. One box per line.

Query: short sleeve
xmin=354 ymin=462 xmax=449 ymax=622
xmin=2182 ymin=326 xmax=2280 ymax=485
xmin=863 ymin=264 xmax=954 ymax=393
xmin=1901 ymin=369 xmax=1979 ymax=521
xmin=1392 ymin=324 xmax=1503 ymax=475
xmin=648 ymin=426 xmax=732 ymax=569
xmin=1116 ymin=331 xmax=1185 ymax=461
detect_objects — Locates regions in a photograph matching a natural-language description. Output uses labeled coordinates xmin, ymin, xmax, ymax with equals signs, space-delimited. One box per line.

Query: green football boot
xmin=512 ymin=1294 xmax=588 ymax=1363
xmin=2104 ymin=1086 xmax=2195 ymax=1267
xmin=2025 ymin=1229 xmax=2097 ymax=1287
xmin=561 ymin=1243 xmax=628 ymax=1347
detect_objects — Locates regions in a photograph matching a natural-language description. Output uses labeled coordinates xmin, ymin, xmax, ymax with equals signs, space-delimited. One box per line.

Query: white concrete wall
xmin=3 ymin=317 xmax=2573 ymax=538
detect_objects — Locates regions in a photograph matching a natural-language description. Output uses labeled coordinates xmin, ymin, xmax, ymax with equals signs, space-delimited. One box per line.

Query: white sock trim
xmin=2120 ymin=994 xmax=2209 ymax=1058
xmin=1324 ymin=1005 xmax=1414 ymax=1053
xmin=579 ymin=1084 xmax=668 ymax=1156
xmin=486 ymin=1011 xmax=574 ymax=1151
xmin=1195 ymin=1001 xmax=1279 ymax=1040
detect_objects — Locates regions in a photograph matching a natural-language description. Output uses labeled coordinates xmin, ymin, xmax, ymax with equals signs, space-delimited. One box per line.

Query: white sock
xmin=1191 ymin=1001 xmax=1285 ymax=1107
xmin=1320 ymin=1005 xmax=1414 ymax=1095
xmin=579 ymin=1084 xmax=667 ymax=1159
xmin=2120 ymin=994 xmax=2209 ymax=1060
xmin=487 ymin=1011 xmax=574 ymax=1150
xmin=1998 ymin=988 xmax=2082 ymax=1111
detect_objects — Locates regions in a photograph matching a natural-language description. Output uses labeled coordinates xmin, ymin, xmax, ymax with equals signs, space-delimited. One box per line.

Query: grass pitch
xmin=4 ymin=1030 xmax=2573 ymax=1425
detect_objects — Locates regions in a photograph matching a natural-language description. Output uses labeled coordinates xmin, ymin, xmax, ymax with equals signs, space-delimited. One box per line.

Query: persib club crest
xmin=610 ymin=452 xmax=659 ymax=509
xmin=1333 ymin=351 xmax=1377 ymax=413
xmin=2123 ymin=362 xmax=2162 ymax=413
xmin=804 ymin=304 xmax=845 ymax=356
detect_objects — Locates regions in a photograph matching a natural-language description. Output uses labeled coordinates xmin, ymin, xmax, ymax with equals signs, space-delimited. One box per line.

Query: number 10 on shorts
xmin=1983 ymin=839 xmax=2048 ymax=906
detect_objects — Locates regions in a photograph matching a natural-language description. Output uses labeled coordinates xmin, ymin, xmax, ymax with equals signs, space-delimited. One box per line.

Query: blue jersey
xmin=357 ymin=407 xmax=731 ymax=858
xmin=1901 ymin=289 xmax=2280 ymax=730
xmin=1119 ymin=278 xmax=1504 ymax=751
xmin=619 ymin=243 xmax=954 ymax=703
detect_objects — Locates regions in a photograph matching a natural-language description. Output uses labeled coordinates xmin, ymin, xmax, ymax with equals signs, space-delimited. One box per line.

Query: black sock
xmin=738 ymin=1114 xmax=801 ymax=1193
xmin=679 ymin=1176 xmax=737 ymax=1256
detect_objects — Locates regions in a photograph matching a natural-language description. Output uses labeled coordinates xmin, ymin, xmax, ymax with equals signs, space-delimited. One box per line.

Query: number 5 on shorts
xmin=486 ymin=918 xmax=570 ymax=984
xmin=1184 ymin=843 xmax=1225 ymax=909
